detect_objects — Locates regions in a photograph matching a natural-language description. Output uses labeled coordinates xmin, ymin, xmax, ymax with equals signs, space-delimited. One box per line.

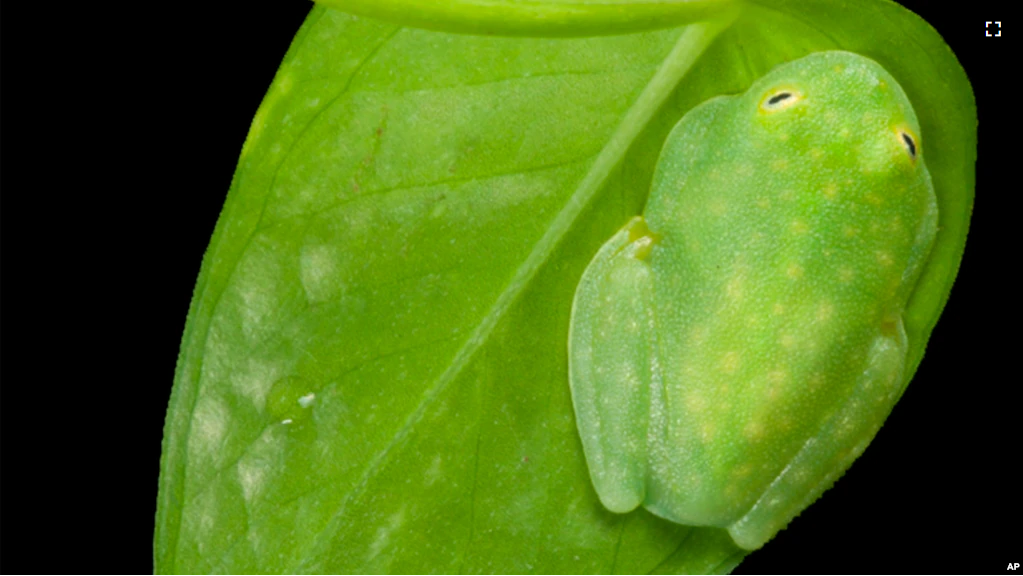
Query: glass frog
xmin=568 ymin=50 xmax=937 ymax=550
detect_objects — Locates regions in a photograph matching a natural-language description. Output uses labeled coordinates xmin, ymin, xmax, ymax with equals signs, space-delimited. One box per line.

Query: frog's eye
xmin=759 ymin=89 xmax=803 ymax=112
xmin=897 ymin=128 xmax=918 ymax=161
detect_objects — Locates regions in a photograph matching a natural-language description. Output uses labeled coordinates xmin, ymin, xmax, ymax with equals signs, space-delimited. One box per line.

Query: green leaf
xmin=155 ymin=1 xmax=974 ymax=573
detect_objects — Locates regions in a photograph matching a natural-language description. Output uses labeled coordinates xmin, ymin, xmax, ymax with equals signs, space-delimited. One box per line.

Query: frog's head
xmin=744 ymin=51 xmax=926 ymax=186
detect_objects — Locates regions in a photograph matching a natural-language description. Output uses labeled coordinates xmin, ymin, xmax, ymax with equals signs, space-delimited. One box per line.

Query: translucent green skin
xmin=568 ymin=51 xmax=937 ymax=550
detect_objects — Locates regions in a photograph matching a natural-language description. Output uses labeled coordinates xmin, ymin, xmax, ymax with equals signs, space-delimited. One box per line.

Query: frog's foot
xmin=569 ymin=216 xmax=662 ymax=513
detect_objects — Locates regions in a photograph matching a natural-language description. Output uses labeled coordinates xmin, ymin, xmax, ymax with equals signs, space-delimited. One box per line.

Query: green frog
xmin=568 ymin=50 xmax=937 ymax=550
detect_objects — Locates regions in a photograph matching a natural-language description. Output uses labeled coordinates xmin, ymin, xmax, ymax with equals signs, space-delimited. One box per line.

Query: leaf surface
xmin=155 ymin=1 xmax=974 ymax=573
xmin=313 ymin=0 xmax=739 ymax=36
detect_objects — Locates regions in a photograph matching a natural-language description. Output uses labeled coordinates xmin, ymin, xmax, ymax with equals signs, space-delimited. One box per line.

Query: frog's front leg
xmin=727 ymin=318 xmax=909 ymax=550
xmin=569 ymin=216 xmax=661 ymax=513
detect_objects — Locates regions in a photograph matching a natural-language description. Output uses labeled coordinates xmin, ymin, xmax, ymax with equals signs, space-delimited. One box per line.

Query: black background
xmin=2 ymin=1 xmax=1015 ymax=573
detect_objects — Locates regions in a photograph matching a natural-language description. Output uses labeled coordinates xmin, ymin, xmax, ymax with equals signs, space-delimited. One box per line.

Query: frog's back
xmin=641 ymin=51 xmax=937 ymax=528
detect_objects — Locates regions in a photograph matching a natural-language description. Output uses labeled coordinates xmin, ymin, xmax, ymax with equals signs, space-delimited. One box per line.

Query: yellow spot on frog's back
xmin=756 ymin=197 xmax=771 ymax=210
xmin=817 ymin=302 xmax=835 ymax=322
xmin=778 ymin=132 xmax=790 ymax=142
xmin=807 ymin=372 xmax=826 ymax=391
xmin=769 ymin=372 xmax=789 ymax=399
xmin=810 ymin=148 xmax=823 ymax=159
xmin=689 ymin=325 xmax=707 ymax=345
xmin=700 ymin=422 xmax=716 ymax=442
xmin=730 ymin=463 xmax=754 ymax=491
xmin=721 ymin=351 xmax=741 ymax=374
xmin=686 ymin=392 xmax=707 ymax=412
xmin=771 ymin=157 xmax=789 ymax=171
xmin=775 ymin=415 xmax=793 ymax=433
xmin=779 ymin=333 xmax=796 ymax=348
xmin=686 ymin=237 xmax=702 ymax=254
xmin=708 ymin=198 xmax=728 ymax=216
xmin=822 ymin=183 xmax=838 ymax=199
xmin=876 ymin=251 xmax=894 ymax=267
xmin=843 ymin=225 xmax=859 ymax=238
xmin=726 ymin=275 xmax=744 ymax=300
xmin=864 ymin=193 xmax=883 ymax=206
xmin=790 ymin=220 xmax=809 ymax=235
xmin=744 ymin=419 xmax=765 ymax=441
xmin=838 ymin=266 xmax=856 ymax=283
xmin=786 ymin=263 xmax=804 ymax=280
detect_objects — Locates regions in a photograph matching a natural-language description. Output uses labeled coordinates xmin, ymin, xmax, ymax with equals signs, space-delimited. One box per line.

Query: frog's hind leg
xmin=727 ymin=317 xmax=909 ymax=550
xmin=569 ymin=216 xmax=662 ymax=513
